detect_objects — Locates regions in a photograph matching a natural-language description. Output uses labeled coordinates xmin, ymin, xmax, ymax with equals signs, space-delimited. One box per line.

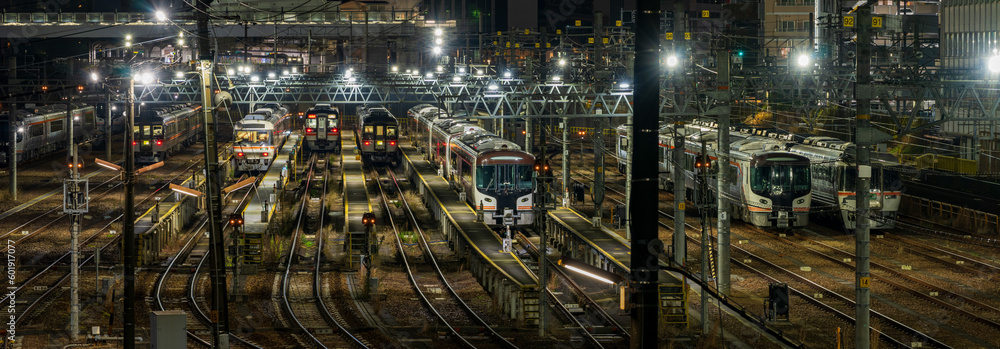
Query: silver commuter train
xmin=233 ymin=104 xmax=291 ymax=173
xmin=133 ymin=104 xmax=203 ymax=163
xmin=411 ymin=105 xmax=536 ymax=226
xmin=303 ymin=103 xmax=341 ymax=153
xmin=0 ymin=104 xmax=99 ymax=166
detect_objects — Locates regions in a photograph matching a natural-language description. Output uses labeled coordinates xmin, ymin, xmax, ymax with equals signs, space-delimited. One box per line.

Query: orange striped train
xmin=233 ymin=104 xmax=291 ymax=174
xmin=1 ymin=104 xmax=99 ymax=166
xmin=133 ymin=104 xmax=203 ymax=164
xmin=617 ymin=123 xmax=813 ymax=229
xmin=411 ymin=105 xmax=536 ymax=227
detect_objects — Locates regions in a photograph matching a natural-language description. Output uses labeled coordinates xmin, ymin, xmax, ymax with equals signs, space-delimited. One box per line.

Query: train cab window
xmin=364 ymin=126 xmax=374 ymax=135
xmin=152 ymin=126 xmax=163 ymax=137
xmin=257 ymin=131 xmax=269 ymax=143
xmin=306 ymin=118 xmax=317 ymax=128
xmin=840 ymin=167 xmax=858 ymax=191
xmin=476 ymin=165 xmax=496 ymax=190
xmin=50 ymin=120 xmax=63 ymax=133
xmin=375 ymin=126 xmax=384 ymax=136
xmin=330 ymin=119 xmax=339 ymax=128
xmin=236 ymin=131 xmax=258 ymax=143
xmin=515 ymin=165 xmax=533 ymax=189
xmin=876 ymin=168 xmax=903 ymax=191
xmin=143 ymin=126 xmax=151 ymax=137
xmin=386 ymin=126 xmax=397 ymax=137
xmin=792 ymin=166 xmax=810 ymax=193
xmin=133 ymin=126 xmax=140 ymax=138
xmin=29 ymin=125 xmax=43 ymax=137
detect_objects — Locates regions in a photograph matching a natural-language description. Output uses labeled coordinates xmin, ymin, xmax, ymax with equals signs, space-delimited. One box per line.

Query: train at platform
xmin=233 ymin=104 xmax=291 ymax=173
xmin=355 ymin=104 xmax=400 ymax=163
xmin=303 ymin=103 xmax=341 ymax=153
xmin=411 ymin=105 xmax=536 ymax=227
xmin=133 ymin=104 xmax=203 ymax=164
xmin=616 ymin=123 xmax=813 ymax=229
xmin=0 ymin=104 xmax=99 ymax=166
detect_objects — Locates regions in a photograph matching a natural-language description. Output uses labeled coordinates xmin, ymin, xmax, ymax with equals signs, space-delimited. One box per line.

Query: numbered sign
xmin=602 ymin=37 xmax=609 ymax=44
xmin=702 ymin=10 xmax=710 ymax=18
xmin=524 ymin=29 xmax=530 ymax=34
xmin=860 ymin=277 xmax=871 ymax=288
xmin=665 ymin=33 xmax=674 ymax=40
xmin=615 ymin=20 xmax=622 ymax=27
xmin=872 ymin=17 xmax=883 ymax=28
xmin=844 ymin=16 xmax=855 ymax=27
xmin=534 ymin=43 xmax=540 ymax=48
xmin=546 ymin=43 xmax=551 ymax=48
xmin=556 ymin=29 xmax=562 ymax=35
xmin=514 ymin=43 xmax=520 ymax=48
xmin=684 ymin=32 xmax=691 ymax=40
xmin=575 ymin=20 xmax=581 ymax=26
xmin=588 ymin=37 xmax=594 ymax=44
xmin=497 ymin=31 xmax=502 ymax=36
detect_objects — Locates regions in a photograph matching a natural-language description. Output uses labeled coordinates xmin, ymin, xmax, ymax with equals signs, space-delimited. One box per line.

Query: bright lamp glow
xmin=392 ymin=65 xmax=398 ymax=72
xmin=227 ymin=69 xmax=235 ymax=75
xmin=177 ymin=39 xmax=185 ymax=46
xmin=90 ymin=72 xmax=98 ymax=82
xmin=175 ymin=71 xmax=184 ymax=78
xmin=564 ymin=264 xmax=615 ymax=284
xmin=17 ymin=127 xmax=24 ymax=133
xmin=426 ymin=72 xmax=433 ymax=78
xmin=488 ymin=84 xmax=498 ymax=91
xmin=432 ymin=46 xmax=442 ymax=55
xmin=434 ymin=37 xmax=443 ymax=45
xmin=154 ymin=10 xmax=167 ymax=22
xmin=666 ymin=55 xmax=679 ymax=67
xmin=268 ymin=72 xmax=276 ymax=78
xmin=452 ymin=76 xmax=461 ymax=82
xmin=251 ymin=75 xmax=260 ymax=82
xmin=434 ymin=28 xmax=444 ymax=36
xmin=459 ymin=67 xmax=466 ymax=73
xmin=503 ymin=71 xmax=512 ymax=78
xmin=797 ymin=54 xmax=811 ymax=67
xmin=436 ymin=65 xmax=443 ymax=72
xmin=282 ymin=70 xmax=289 ymax=76
xmin=292 ymin=67 xmax=298 ymax=74
xmin=558 ymin=59 xmax=566 ymax=66
xmin=620 ymin=83 xmax=630 ymax=89
xmin=125 ymin=34 xmax=132 ymax=41
xmin=552 ymin=76 xmax=561 ymax=81
xmin=989 ymin=55 xmax=1000 ymax=73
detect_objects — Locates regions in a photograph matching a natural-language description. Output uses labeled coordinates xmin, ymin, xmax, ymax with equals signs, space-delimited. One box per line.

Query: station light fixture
xmin=558 ymin=59 xmax=566 ymax=66
xmin=452 ymin=76 xmax=461 ymax=82
xmin=797 ymin=54 xmax=811 ymax=68
xmin=459 ymin=67 xmax=466 ymax=74
xmin=291 ymin=67 xmax=298 ymax=74
xmin=227 ymin=69 xmax=235 ymax=75
xmin=436 ymin=65 xmax=443 ymax=72
xmin=434 ymin=28 xmax=444 ymax=36
xmin=558 ymin=257 xmax=622 ymax=284
xmin=125 ymin=34 xmax=132 ymax=41
xmin=391 ymin=65 xmax=399 ymax=72
xmin=268 ymin=72 xmax=276 ymax=79
xmin=177 ymin=39 xmax=185 ymax=46
xmin=175 ymin=71 xmax=184 ymax=79
xmin=154 ymin=10 xmax=167 ymax=22
xmin=17 ymin=127 xmax=24 ymax=133
xmin=250 ymin=75 xmax=260 ymax=82
xmin=432 ymin=46 xmax=442 ymax=55
xmin=90 ymin=72 xmax=99 ymax=82
xmin=620 ymin=82 xmax=630 ymax=89
xmin=488 ymin=84 xmax=499 ymax=91
xmin=503 ymin=71 xmax=512 ymax=78
xmin=282 ymin=70 xmax=289 ymax=76
xmin=434 ymin=37 xmax=443 ymax=45
xmin=170 ymin=183 xmax=202 ymax=198
xmin=666 ymin=55 xmax=679 ymax=68
xmin=989 ymin=54 xmax=1000 ymax=73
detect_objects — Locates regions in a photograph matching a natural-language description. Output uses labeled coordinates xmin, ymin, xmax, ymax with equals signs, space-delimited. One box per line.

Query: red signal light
xmin=237 ymin=152 xmax=244 ymax=157
xmin=364 ymin=140 xmax=370 ymax=146
xmin=262 ymin=152 xmax=268 ymax=157
xmin=155 ymin=139 xmax=163 ymax=146
xmin=132 ymin=141 xmax=137 ymax=146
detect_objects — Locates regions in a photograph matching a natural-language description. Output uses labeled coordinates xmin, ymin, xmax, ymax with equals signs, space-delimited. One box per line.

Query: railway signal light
xmin=132 ymin=141 xmax=137 ymax=146
xmin=389 ymin=140 xmax=396 ymax=146
xmin=155 ymin=139 xmax=163 ymax=146
xmin=361 ymin=212 xmax=376 ymax=227
xmin=237 ymin=152 xmax=244 ymax=157
xmin=229 ymin=213 xmax=244 ymax=227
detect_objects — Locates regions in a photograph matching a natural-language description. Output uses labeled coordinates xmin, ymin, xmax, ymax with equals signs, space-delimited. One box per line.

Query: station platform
xmin=399 ymin=142 xmax=540 ymax=324
xmin=240 ymin=133 xmax=300 ymax=264
xmin=133 ymin=174 xmax=202 ymax=266
xmin=341 ymin=133 xmax=374 ymax=261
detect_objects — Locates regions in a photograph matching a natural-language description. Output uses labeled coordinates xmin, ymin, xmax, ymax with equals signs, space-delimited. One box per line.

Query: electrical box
xmin=151 ymin=310 xmax=187 ymax=349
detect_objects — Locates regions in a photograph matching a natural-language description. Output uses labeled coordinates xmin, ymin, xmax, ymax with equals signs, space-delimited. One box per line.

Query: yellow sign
xmin=575 ymin=20 xmax=581 ymax=26
xmin=860 ymin=277 xmax=871 ymax=288
xmin=678 ymin=202 xmax=685 ymax=210
xmin=506 ymin=42 xmax=511 ymax=47
xmin=603 ymin=37 xmax=609 ymax=44
xmin=872 ymin=17 xmax=883 ymax=28
xmin=844 ymin=16 xmax=855 ymax=27
xmin=684 ymin=32 xmax=691 ymax=40
xmin=615 ymin=20 xmax=622 ymax=27
xmin=665 ymin=33 xmax=673 ymax=40
xmin=702 ymin=10 xmax=710 ymax=18
xmin=535 ymin=43 xmax=540 ymax=48
xmin=497 ymin=31 xmax=502 ymax=36
xmin=493 ymin=41 xmax=497 ymax=45
xmin=588 ymin=37 xmax=594 ymax=44
xmin=524 ymin=29 xmax=530 ymax=34
xmin=514 ymin=43 xmax=520 ymax=48
xmin=556 ymin=29 xmax=562 ymax=34
xmin=546 ymin=43 xmax=551 ymax=48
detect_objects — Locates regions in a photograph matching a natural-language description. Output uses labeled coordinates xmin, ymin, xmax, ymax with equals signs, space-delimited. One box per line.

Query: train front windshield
xmin=237 ymin=131 xmax=268 ymax=143
xmin=840 ymin=167 xmax=903 ymax=191
xmin=476 ymin=164 xmax=534 ymax=191
xmin=751 ymin=165 xmax=810 ymax=196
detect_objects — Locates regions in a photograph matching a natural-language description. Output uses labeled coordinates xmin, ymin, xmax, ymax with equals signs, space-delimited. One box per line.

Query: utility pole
xmin=66 ymin=103 xmax=83 ymax=341
xmin=671 ymin=0 xmax=688 ymax=267
xmin=537 ymin=116 xmax=548 ymax=338
xmin=196 ymin=0 xmax=231 ymax=346
xmin=123 ymin=77 xmax=136 ymax=349
xmin=592 ymin=11 xmax=605 ymax=227
xmin=105 ymin=93 xmax=112 ymax=160
xmin=561 ymin=117 xmax=569 ymax=207
xmin=716 ymin=51 xmax=732 ymax=296
xmin=855 ymin=2 xmax=873 ymax=348
xmin=7 ymin=110 xmax=15 ymax=201
xmin=631 ymin=0 xmax=660 ymax=347
xmin=698 ymin=140 xmax=710 ymax=334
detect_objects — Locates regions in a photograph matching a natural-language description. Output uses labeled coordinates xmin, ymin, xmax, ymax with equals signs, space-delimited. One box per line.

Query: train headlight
xmin=142 ymin=140 xmax=150 ymax=146
xmin=376 ymin=140 xmax=384 ymax=146
xmin=521 ymin=198 xmax=529 ymax=202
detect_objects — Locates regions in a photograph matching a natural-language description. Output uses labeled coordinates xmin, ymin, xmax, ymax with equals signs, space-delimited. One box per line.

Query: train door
xmin=374 ymin=125 xmax=386 ymax=151
xmin=317 ymin=113 xmax=327 ymax=141
xmin=140 ymin=125 xmax=153 ymax=152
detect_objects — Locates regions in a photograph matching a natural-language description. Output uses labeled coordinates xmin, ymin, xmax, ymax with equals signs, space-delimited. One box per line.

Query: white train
xmin=232 ymin=104 xmax=291 ymax=173
xmin=411 ymin=105 xmax=536 ymax=227
xmin=1 ymin=104 xmax=99 ymax=166
xmin=785 ymin=136 xmax=903 ymax=230
xmin=617 ymin=123 xmax=813 ymax=229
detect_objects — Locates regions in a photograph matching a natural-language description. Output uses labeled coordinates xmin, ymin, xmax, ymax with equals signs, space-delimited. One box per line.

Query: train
xmin=785 ymin=136 xmax=903 ymax=230
xmin=232 ymin=104 xmax=291 ymax=173
xmin=133 ymin=104 xmax=203 ymax=164
xmin=303 ymin=103 xmax=341 ymax=153
xmin=411 ymin=105 xmax=536 ymax=227
xmin=0 ymin=104 xmax=99 ymax=166
xmin=616 ymin=123 xmax=813 ymax=229
xmin=355 ymin=104 xmax=400 ymax=163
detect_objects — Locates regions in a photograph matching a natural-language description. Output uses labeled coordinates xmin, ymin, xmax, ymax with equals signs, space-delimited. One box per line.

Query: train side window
xmin=50 ymin=120 xmax=63 ymax=133
xmin=29 ymin=124 xmax=43 ymax=137
xmin=386 ymin=126 xmax=397 ymax=137
xmin=728 ymin=164 xmax=739 ymax=184
xmin=152 ymin=126 xmax=162 ymax=137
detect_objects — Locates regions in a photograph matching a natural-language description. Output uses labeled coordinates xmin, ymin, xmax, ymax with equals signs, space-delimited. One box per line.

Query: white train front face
xmin=233 ymin=114 xmax=280 ymax=172
xmin=469 ymin=150 xmax=536 ymax=226
xmin=835 ymin=165 xmax=903 ymax=229
xmin=744 ymin=152 xmax=812 ymax=228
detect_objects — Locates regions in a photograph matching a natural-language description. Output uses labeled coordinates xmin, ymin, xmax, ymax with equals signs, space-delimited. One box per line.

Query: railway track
xmin=375 ymin=166 xmax=516 ymax=348
xmin=281 ymin=154 xmax=369 ymax=348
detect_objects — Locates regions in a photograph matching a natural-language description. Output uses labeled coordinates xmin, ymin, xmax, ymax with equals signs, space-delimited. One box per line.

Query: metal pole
xmin=561 ymin=117 xmax=569 ymax=207
xmin=537 ymin=117 xmax=548 ymax=338
xmin=716 ymin=51 xmax=732 ymax=296
xmin=855 ymin=3 xmax=873 ymax=348
xmin=699 ymin=140 xmax=709 ymax=334
xmin=631 ymin=1 xmax=660 ymax=346
xmin=106 ymin=92 xmax=112 ymax=160
xmin=196 ymin=1 xmax=230 ymax=346
xmin=68 ymin=103 xmax=80 ymax=341
xmin=592 ymin=12 xmax=605 ymax=226
xmin=123 ymin=77 xmax=136 ymax=349
xmin=8 ymin=110 xmax=15 ymax=201
xmin=671 ymin=1 xmax=688 ymax=267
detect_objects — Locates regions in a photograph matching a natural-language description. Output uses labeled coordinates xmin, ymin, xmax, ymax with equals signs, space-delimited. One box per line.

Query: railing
xmin=1 ymin=10 xmax=422 ymax=25
xmin=899 ymin=153 xmax=978 ymax=174
xmin=902 ymin=195 xmax=1000 ymax=236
